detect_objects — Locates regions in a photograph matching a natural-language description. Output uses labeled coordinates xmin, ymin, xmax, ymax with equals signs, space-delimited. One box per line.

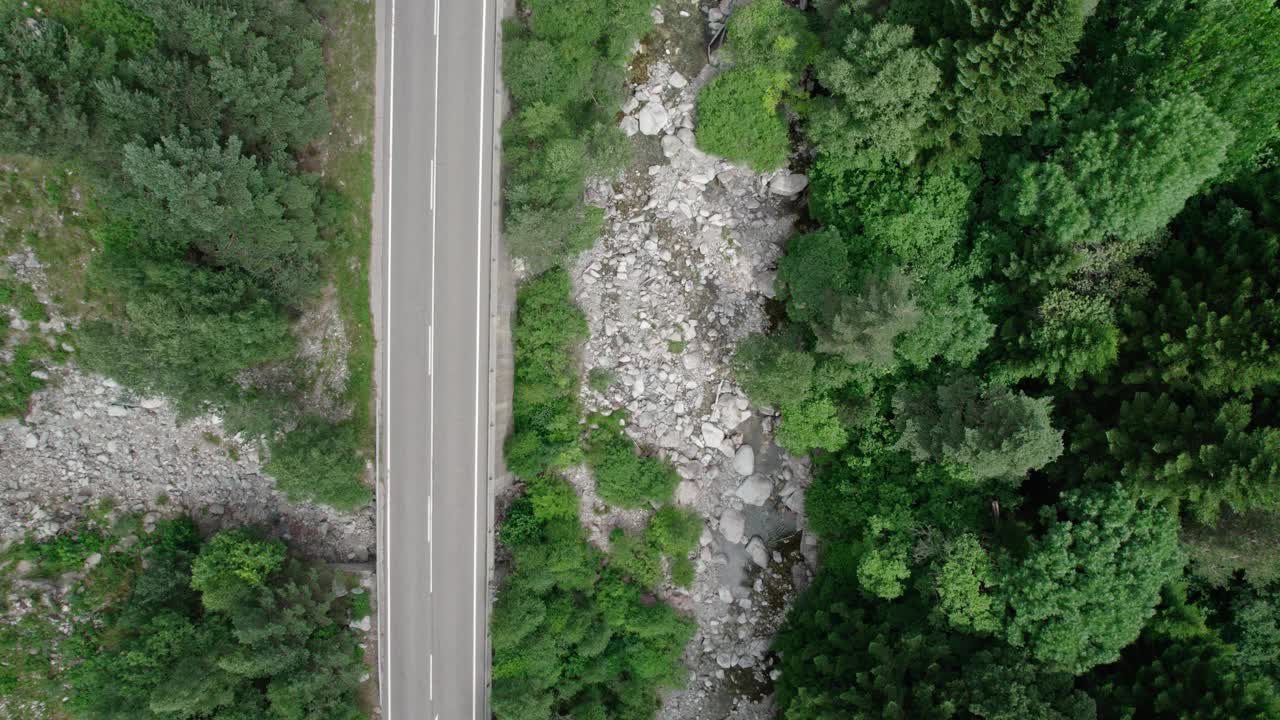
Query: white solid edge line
xmin=473 ymin=0 xmax=489 ymax=716
xmin=383 ymin=0 xmax=396 ymax=717
xmin=429 ymin=0 xmax=440 ymax=604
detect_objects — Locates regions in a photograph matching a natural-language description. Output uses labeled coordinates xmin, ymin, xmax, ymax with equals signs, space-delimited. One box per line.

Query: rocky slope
xmin=1 ymin=251 xmax=375 ymax=563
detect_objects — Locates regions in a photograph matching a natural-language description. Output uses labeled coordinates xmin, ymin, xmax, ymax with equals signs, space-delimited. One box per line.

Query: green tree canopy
xmin=893 ymin=375 xmax=1063 ymax=483
xmin=1000 ymin=484 xmax=1185 ymax=673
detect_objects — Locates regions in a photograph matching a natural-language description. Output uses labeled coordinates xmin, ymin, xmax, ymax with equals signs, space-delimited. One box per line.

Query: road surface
xmin=374 ymin=0 xmax=497 ymax=717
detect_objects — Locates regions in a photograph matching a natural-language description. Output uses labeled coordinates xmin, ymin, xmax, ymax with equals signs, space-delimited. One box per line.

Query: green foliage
xmin=647 ymin=506 xmax=702 ymax=559
xmin=2 ymin=518 xmax=365 ymax=720
xmin=1222 ymin=584 xmax=1280 ymax=684
xmin=774 ymin=575 xmax=1096 ymax=720
xmin=0 ymin=1 xmax=377 ymax=504
xmin=0 ymin=339 xmax=53 ymax=418
xmin=0 ymin=277 xmax=47 ymax=321
xmin=999 ymin=93 xmax=1233 ymax=247
xmin=748 ymin=0 xmax=1280 ymax=710
xmin=732 ymin=333 xmax=815 ymax=409
xmin=993 ymin=289 xmax=1119 ymax=386
xmin=81 ymin=0 xmax=157 ymax=56
xmin=694 ymin=67 xmax=792 ymax=172
xmin=585 ymin=417 xmax=678 ymax=509
xmin=1082 ymin=0 xmax=1280 ymax=178
xmin=71 ymin=525 xmax=365 ymax=720
xmin=893 ymin=375 xmax=1064 ymax=483
xmin=18 ymin=526 xmax=109 ymax=575
xmin=0 ymin=12 xmax=111 ymax=154
xmin=1000 ymin=484 xmax=1185 ymax=673
xmin=1120 ymin=170 xmax=1280 ymax=396
xmin=806 ymin=17 xmax=940 ymax=166
xmin=934 ymin=533 xmax=999 ymax=634
xmin=721 ymin=0 xmax=818 ymax=74
xmin=265 ymin=419 xmax=372 ymax=511
xmin=190 ymin=529 xmax=287 ymax=612
xmin=693 ymin=0 xmax=816 ymax=171
xmin=587 ymin=367 xmax=617 ymax=393
xmin=1182 ymin=510 xmax=1280 ymax=588
xmin=507 ymin=270 xmax=588 ymax=479
xmin=776 ymin=395 xmax=849 ymax=456
xmin=80 ymin=259 xmax=294 ymax=406
xmin=492 ymin=475 xmax=696 ymax=720
xmin=501 ymin=0 xmax=651 ymax=271
xmin=119 ymin=134 xmax=322 ymax=301
xmin=1103 ymin=393 xmax=1280 ymax=524
xmin=1082 ymin=587 xmax=1280 ymax=719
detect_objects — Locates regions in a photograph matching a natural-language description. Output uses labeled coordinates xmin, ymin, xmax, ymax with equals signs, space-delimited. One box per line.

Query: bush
xmin=265 ymin=419 xmax=372 ymax=511
xmin=695 ymin=67 xmax=791 ymax=172
xmin=492 ymin=476 xmax=695 ymax=720
xmin=585 ymin=418 xmax=678 ymax=509
xmin=506 ymin=270 xmax=589 ymax=478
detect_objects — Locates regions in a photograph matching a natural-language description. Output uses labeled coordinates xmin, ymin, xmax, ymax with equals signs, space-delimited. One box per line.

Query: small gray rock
xmin=700 ymin=422 xmax=725 ymax=448
xmin=675 ymin=480 xmax=700 ymax=506
xmin=106 ymin=405 xmax=128 ymax=418
xmin=745 ymin=536 xmax=769 ymax=567
xmin=719 ymin=508 xmax=745 ymax=544
xmin=733 ymin=445 xmax=755 ymax=476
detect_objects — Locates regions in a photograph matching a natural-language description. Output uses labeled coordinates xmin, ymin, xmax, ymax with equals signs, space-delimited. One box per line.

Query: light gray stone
xmin=668 ymin=71 xmax=688 ymax=89
xmin=675 ymin=480 xmax=700 ymax=506
xmin=719 ymin=508 xmax=745 ymax=544
xmin=106 ymin=405 xmax=128 ymax=418
xmin=733 ymin=445 xmax=755 ymax=476
xmin=769 ymin=172 xmax=809 ymax=196
xmin=700 ymin=422 xmax=725 ymax=448
xmin=735 ymin=475 xmax=772 ymax=506
xmin=745 ymin=536 xmax=769 ymax=567
xmin=637 ymin=101 xmax=669 ymax=135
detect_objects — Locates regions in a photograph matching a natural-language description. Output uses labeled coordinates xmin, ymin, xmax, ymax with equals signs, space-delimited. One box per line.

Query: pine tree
xmin=893 ymin=375 xmax=1063 ymax=483
xmin=1121 ymin=170 xmax=1280 ymax=396
xmin=1105 ymin=393 xmax=1280 ymax=523
xmin=1000 ymin=484 xmax=1185 ymax=673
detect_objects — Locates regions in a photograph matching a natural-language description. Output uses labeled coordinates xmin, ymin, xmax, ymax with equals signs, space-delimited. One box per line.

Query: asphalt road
xmin=375 ymin=0 xmax=496 ymax=717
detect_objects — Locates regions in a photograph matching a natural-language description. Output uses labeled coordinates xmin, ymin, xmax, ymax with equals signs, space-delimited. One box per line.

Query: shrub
xmin=695 ymin=67 xmax=791 ymax=172
xmin=585 ymin=418 xmax=678 ymax=509
xmin=265 ymin=419 xmax=372 ymax=511
xmin=506 ymin=270 xmax=589 ymax=478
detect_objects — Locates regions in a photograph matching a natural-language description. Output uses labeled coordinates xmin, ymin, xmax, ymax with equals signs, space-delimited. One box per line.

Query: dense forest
xmin=697 ymin=0 xmax=1280 ymax=717
xmin=1 ymin=513 xmax=369 ymax=718
xmin=0 ymin=0 xmax=372 ymax=509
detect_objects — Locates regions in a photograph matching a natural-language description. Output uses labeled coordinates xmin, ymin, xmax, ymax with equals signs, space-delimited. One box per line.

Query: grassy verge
xmin=309 ymin=0 xmax=378 ymax=458
xmin=0 ymin=159 xmax=84 ymax=418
